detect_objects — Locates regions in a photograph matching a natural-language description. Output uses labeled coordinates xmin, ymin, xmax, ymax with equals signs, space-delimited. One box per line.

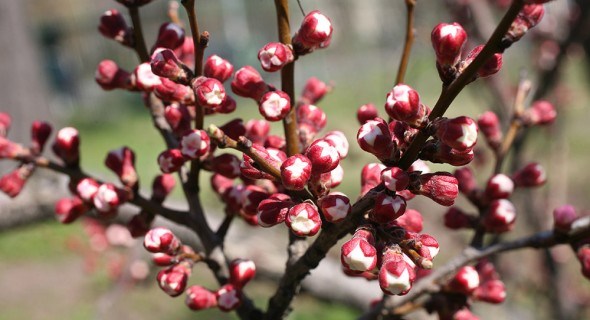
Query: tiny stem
xmin=128 ymin=6 xmax=150 ymax=62
xmin=181 ymin=0 xmax=204 ymax=77
xmin=395 ymin=0 xmax=417 ymax=85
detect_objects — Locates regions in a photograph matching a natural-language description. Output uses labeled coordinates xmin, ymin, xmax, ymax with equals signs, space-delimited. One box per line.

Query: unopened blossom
xmin=203 ymin=55 xmax=234 ymax=83
xmin=258 ymin=90 xmax=291 ymax=121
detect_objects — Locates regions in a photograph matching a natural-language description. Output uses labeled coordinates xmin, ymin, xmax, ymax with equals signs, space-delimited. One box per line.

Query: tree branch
xmin=395 ymin=0 xmax=417 ymax=85
xmin=128 ymin=6 xmax=150 ymax=62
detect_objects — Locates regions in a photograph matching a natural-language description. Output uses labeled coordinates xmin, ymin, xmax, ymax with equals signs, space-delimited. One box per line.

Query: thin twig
xmin=395 ymin=0 xmax=417 ymax=85
xmin=296 ymin=0 xmax=306 ymax=16
xmin=128 ymin=6 xmax=150 ymax=62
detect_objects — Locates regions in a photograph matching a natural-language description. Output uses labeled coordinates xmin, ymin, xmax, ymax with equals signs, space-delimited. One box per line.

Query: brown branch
xmin=395 ymin=0 xmax=417 ymax=85
xmin=397 ymin=0 xmax=525 ymax=170
xmin=181 ymin=0 xmax=206 ymax=77
xmin=361 ymin=217 xmax=590 ymax=319
xmin=128 ymin=6 xmax=150 ymax=62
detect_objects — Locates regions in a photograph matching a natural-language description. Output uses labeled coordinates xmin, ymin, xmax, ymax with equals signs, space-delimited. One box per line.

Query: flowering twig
xmin=395 ymin=0 xmax=417 ymax=85
xmin=128 ymin=6 xmax=149 ymax=62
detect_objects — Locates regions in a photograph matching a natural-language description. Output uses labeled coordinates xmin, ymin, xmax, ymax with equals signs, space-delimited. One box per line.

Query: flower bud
xmin=244 ymin=119 xmax=270 ymax=145
xmin=485 ymin=174 xmax=514 ymax=200
xmin=444 ymin=207 xmax=474 ymax=229
xmin=210 ymin=153 xmax=241 ymax=179
xmin=522 ymin=100 xmax=556 ymax=126
xmin=385 ymin=84 xmax=427 ymax=128
xmin=297 ymin=104 xmax=327 ymax=132
xmin=369 ymin=193 xmax=407 ymax=224
xmin=216 ymin=95 xmax=237 ymax=114
xmin=211 ymin=174 xmax=233 ymax=196
xmin=95 ymin=60 xmax=133 ymax=91
xmin=231 ymin=66 xmax=269 ymax=101
xmin=357 ymin=103 xmax=378 ymax=124
xmin=203 ymin=55 xmax=234 ymax=83
xmin=294 ymin=10 xmax=333 ymax=49
xmin=186 ymin=285 xmax=217 ymax=311
xmin=320 ymin=164 xmax=344 ymax=189
xmin=216 ymin=284 xmax=242 ymax=312
xmin=257 ymin=193 xmax=292 ymax=227
xmin=152 ymin=174 xmax=176 ymax=201
xmin=52 ymin=127 xmax=80 ymax=166
xmin=420 ymin=140 xmax=475 ymax=166
xmin=431 ymin=23 xmax=467 ymax=67
xmin=150 ymin=48 xmax=190 ymax=83
xmin=341 ymin=236 xmax=377 ymax=272
xmin=506 ymin=4 xmax=545 ymax=43
xmin=301 ymin=77 xmax=330 ymax=104
xmin=305 ymin=139 xmax=340 ymax=174
xmin=512 ymin=162 xmax=546 ymax=187
xmin=477 ymin=111 xmax=503 ymax=149
xmin=154 ymin=78 xmax=195 ymax=104
xmin=412 ymin=172 xmax=459 ymax=206
xmin=76 ymin=178 xmax=100 ymax=202
xmin=144 ymin=227 xmax=181 ymax=255
xmin=152 ymin=253 xmax=176 ymax=267
xmin=323 ymin=131 xmax=349 ymax=160
xmin=30 ymin=121 xmax=52 ymax=154
xmin=447 ymin=266 xmax=480 ymax=295
xmin=381 ymin=167 xmax=410 ymax=192
xmin=55 ymin=197 xmax=88 ymax=224
xmin=361 ymin=163 xmax=386 ymax=196
xmin=134 ymin=63 xmax=162 ymax=91
xmin=229 ymin=259 xmax=256 ymax=288
xmin=93 ymin=183 xmax=124 ymax=217
xmin=157 ymin=263 xmax=190 ymax=297
xmin=153 ymin=22 xmax=185 ymax=50
xmin=473 ymin=279 xmax=506 ymax=304
xmin=164 ymin=104 xmax=192 ymax=135
xmin=279 ymin=155 xmax=311 ymax=190
xmin=193 ymin=77 xmax=226 ymax=109
xmin=158 ymin=149 xmax=185 ymax=173
xmin=127 ymin=212 xmax=153 ymax=238
xmin=553 ymin=205 xmax=577 ymax=232
xmin=389 ymin=209 xmax=422 ymax=233
xmin=319 ymin=192 xmax=351 ymax=223
xmin=258 ymin=90 xmax=291 ymax=121
xmin=219 ymin=118 xmax=246 ymax=141
xmin=462 ymin=45 xmax=503 ymax=78
xmin=379 ymin=250 xmax=416 ymax=295
xmin=258 ymin=42 xmax=294 ymax=72
xmin=576 ymin=246 xmax=590 ymax=280
xmin=435 ymin=116 xmax=478 ymax=152
xmin=240 ymin=185 xmax=269 ymax=216
xmin=286 ymin=202 xmax=322 ymax=237
xmin=98 ymin=9 xmax=133 ymax=47
xmin=454 ymin=167 xmax=477 ymax=195
xmin=180 ymin=129 xmax=210 ymax=160
xmin=357 ymin=118 xmax=393 ymax=161
xmin=105 ymin=147 xmax=138 ymax=187
xmin=483 ymin=199 xmax=516 ymax=233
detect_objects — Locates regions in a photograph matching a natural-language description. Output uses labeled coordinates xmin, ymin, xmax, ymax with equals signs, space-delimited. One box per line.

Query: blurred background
xmin=1 ymin=0 xmax=590 ymax=319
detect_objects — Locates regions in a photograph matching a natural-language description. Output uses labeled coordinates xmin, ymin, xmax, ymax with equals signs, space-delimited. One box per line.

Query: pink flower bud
xmin=392 ymin=209 xmax=423 ymax=233
xmin=258 ymin=90 xmax=291 ymax=121
xmin=385 ymin=84 xmax=427 ymax=128
xmin=362 ymin=163 xmax=386 ymax=186
xmin=452 ymin=308 xmax=479 ymax=320
xmin=320 ymin=164 xmax=344 ymax=189
xmin=444 ymin=207 xmax=473 ymax=229
xmin=436 ymin=116 xmax=478 ymax=152
xmin=413 ymin=172 xmax=459 ymax=206
xmin=294 ymin=10 xmax=333 ymax=49
xmin=105 ymin=147 xmax=138 ymax=187
xmin=152 ymin=174 xmax=176 ymax=201
xmin=153 ymin=22 xmax=185 ymax=50
xmin=483 ymin=199 xmax=516 ymax=233
xmin=381 ymin=167 xmax=410 ymax=192
xmin=257 ymin=193 xmax=292 ymax=227
xmin=281 ymin=155 xmax=312 ymax=190
xmin=204 ymin=55 xmax=234 ymax=83
xmin=357 ymin=118 xmax=393 ymax=161
xmin=76 ymin=178 xmax=100 ymax=202
xmin=30 ymin=121 xmax=52 ymax=154
xmin=216 ymin=95 xmax=237 ymax=114
xmin=154 ymin=78 xmax=195 ymax=104
xmin=52 ymin=127 xmax=80 ymax=165
xmin=152 ymin=253 xmax=176 ymax=267
xmin=222 ymin=185 xmax=245 ymax=212
xmin=462 ymin=45 xmax=503 ymax=78
xmin=144 ymin=227 xmax=181 ymax=255
xmin=193 ymin=77 xmax=226 ymax=109
xmin=369 ymin=193 xmax=407 ymax=224
xmin=127 ymin=212 xmax=153 ymax=238
xmin=0 ymin=113 xmax=11 ymax=137
xmin=553 ymin=205 xmax=577 ymax=232
xmin=323 ymin=131 xmax=349 ymax=159
xmin=305 ymin=139 xmax=340 ymax=174
xmin=341 ymin=236 xmax=378 ymax=272
xmin=229 ymin=259 xmax=256 ymax=288
xmin=181 ymin=129 xmax=210 ymax=159
xmin=219 ymin=118 xmax=247 ymax=141
xmin=216 ymin=284 xmax=242 ymax=312
xmin=95 ymin=60 xmax=133 ymax=91
xmin=408 ymin=232 xmax=440 ymax=262
xmin=319 ymin=192 xmax=351 ymax=223
xmin=454 ymin=167 xmax=477 ymax=195
xmin=157 ymin=263 xmax=190 ymax=297
xmin=522 ymin=100 xmax=556 ymax=126
xmin=297 ymin=104 xmax=327 ymax=132
xmin=286 ymin=202 xmax=322 ymax=237
xmin=258 ymin=42 xmax=294 ymax=72
xmin=420 ymin=141 xmax=475 ymax=166
xmin=186 ymin=285 xmax=217 ymax=311
xmin=477 ymin=111 xmax=502 ymax=149
xmin=301 ymin=77 xmax=330 ymax=104
xmin=265 ymin=135 xmax=286 ymax=150
xmin=507 ymin=4 xmax=545 ymax=43
xmin=240 ymin=185 xmax=269 ymax=216
xmin=512 ymin=162 xmax=546 ymax=187
xmin=150 ymin=48 xmax=190 ymax=83
xmin=93 ymin=183 xmax=124 ymax=216
xmin=431 ymin=23 xmax=467 ymax=66
xmin=357 ymin=103 xmax=378 ymax=124
xmin=473 ymin=279 xmax=506 ymax=304
xmin=55 ymin=197 xmax=88 ymax=224
xmin=577 ymin=246 xmax=590 ymax=280
xmin=98 ymin=9 xmax=133 ymax=47
xmin=231 ymin=66 xmax=269 ymax=101
xmin=158 ymin=149 xmax=185 ymax=173
xmin=379 ymin=250 xmax=416 ymax=295
xmin=447 ymin=266 xmax=480 ymax=294
xmin=210 ymin=153 xmax=241 ymax=179
xmin=211 ymin=174 xmax=233 ymax=196
xmin=485 ymin=174 xmax=514 ymax=200
xmin=134 ymin=63 xmax=162 ymax=91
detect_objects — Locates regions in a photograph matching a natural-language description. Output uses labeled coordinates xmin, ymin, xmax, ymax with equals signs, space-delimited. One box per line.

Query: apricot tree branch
xmin=395 ymin=0 xmax=417 ymax=85
xmin=128 ymin=6 xmax=150 ymax=62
